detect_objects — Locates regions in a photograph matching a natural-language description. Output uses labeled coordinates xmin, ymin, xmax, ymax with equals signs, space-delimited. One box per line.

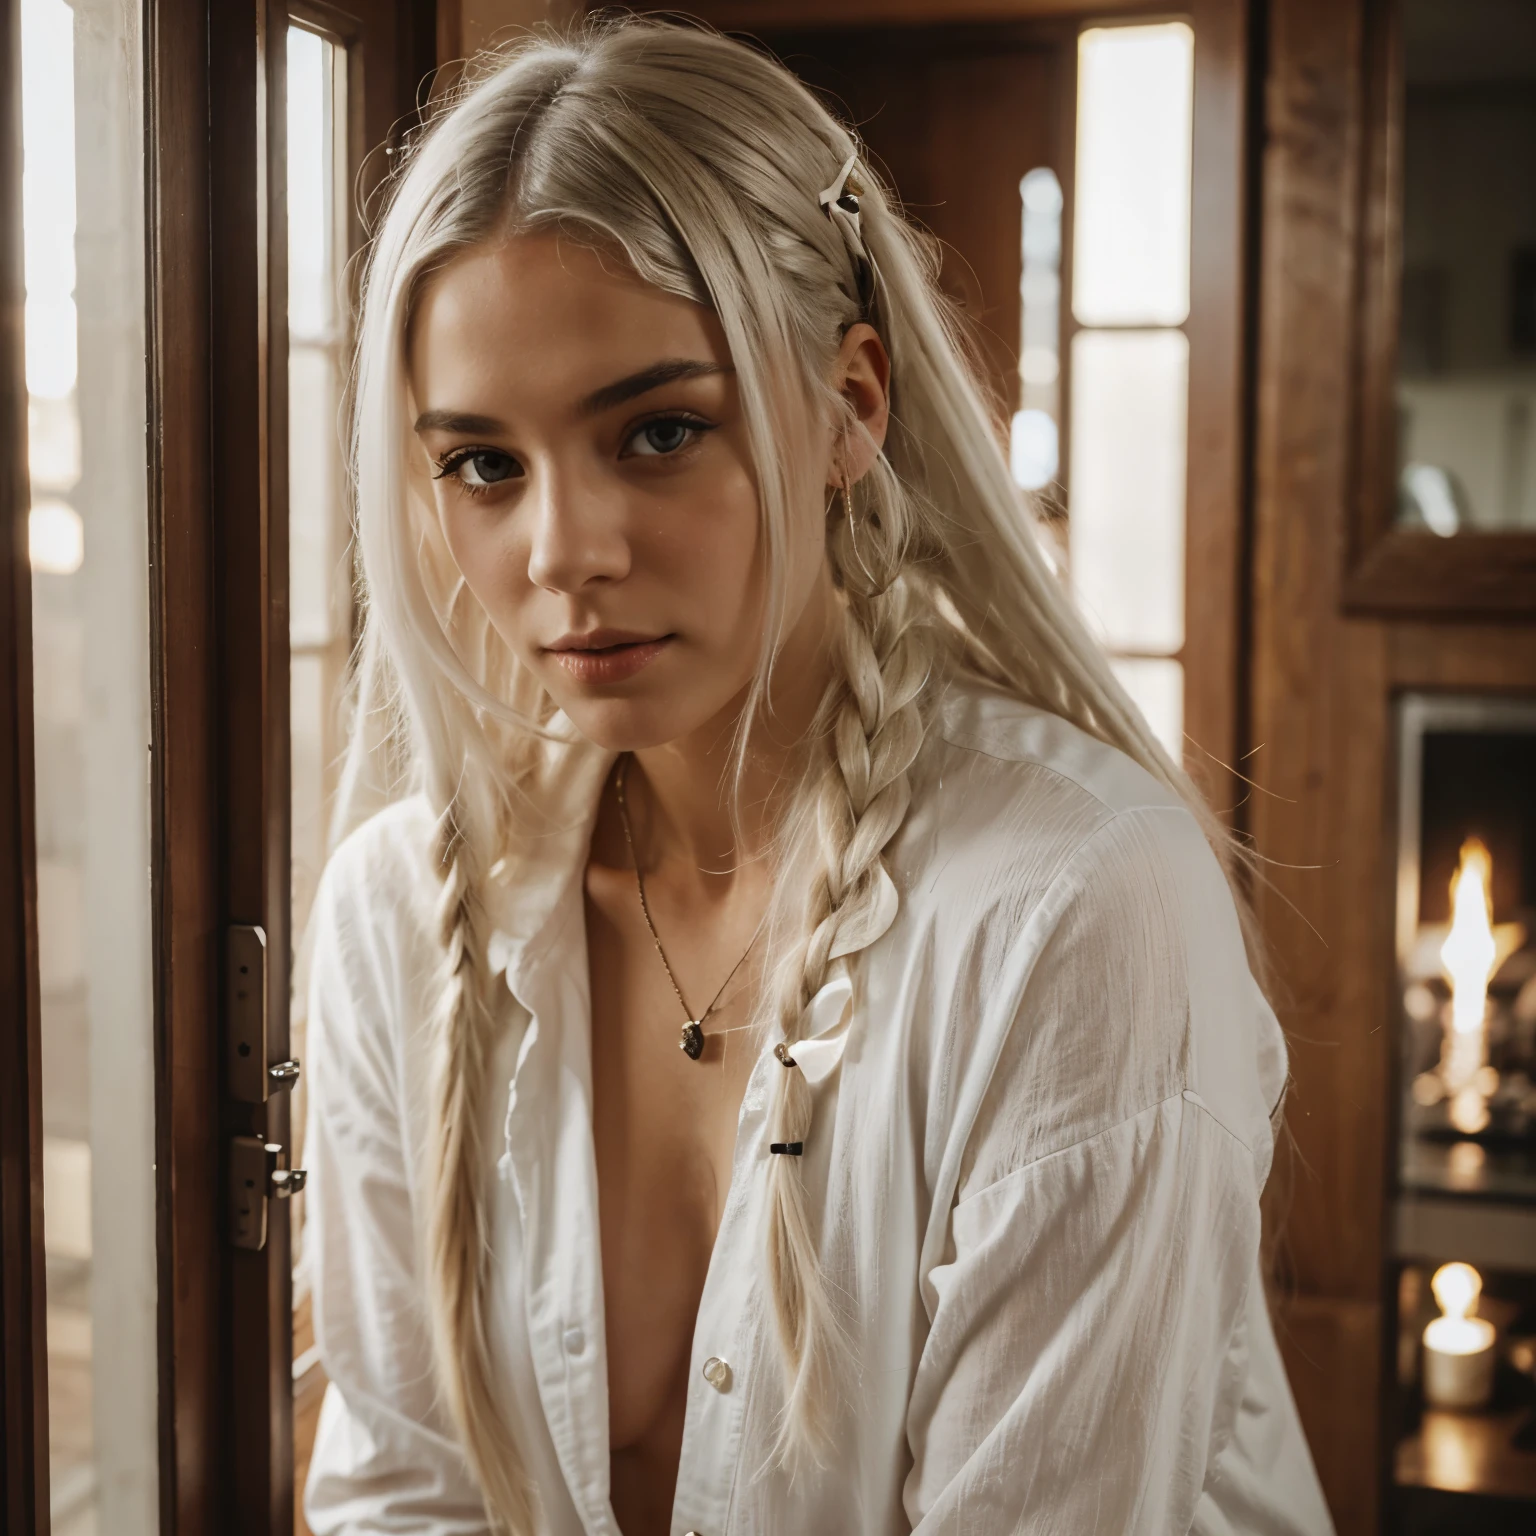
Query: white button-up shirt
xmin=303 ymin=680 xmax=1335 ymax=1535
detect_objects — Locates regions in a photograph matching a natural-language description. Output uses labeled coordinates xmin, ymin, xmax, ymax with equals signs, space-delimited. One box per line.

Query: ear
xmin=829 ymin=322 xmax=891 ymax=487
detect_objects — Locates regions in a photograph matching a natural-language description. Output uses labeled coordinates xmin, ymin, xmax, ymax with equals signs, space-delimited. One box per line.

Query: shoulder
xmin=320 ymin=795 xmax=439 ymax=912
xmin=895 ymin=679 xmax=1281 ymax=1181
xmin=308 ymin=797 xmax=442 ymax=1074
xmin=896 ymin=677 xmax=1198 ymax=937
xmin=932 ymin=673 xmax=1185 ymax=819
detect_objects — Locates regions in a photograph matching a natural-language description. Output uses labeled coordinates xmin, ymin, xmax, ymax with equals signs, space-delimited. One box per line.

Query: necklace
xmin=614 ymin=754 xmax=759 ymax=1061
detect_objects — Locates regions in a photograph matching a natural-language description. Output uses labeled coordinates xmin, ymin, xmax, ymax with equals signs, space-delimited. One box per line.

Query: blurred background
xmin=8 ymin=0 xmax=1536 ymax=1533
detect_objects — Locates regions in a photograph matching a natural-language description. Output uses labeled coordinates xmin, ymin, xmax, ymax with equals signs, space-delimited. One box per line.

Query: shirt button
xmin=562 ymin=1326 xmax=585 ymax=1355
xmin=701 ymin=1355 xmax=732 ymax=1392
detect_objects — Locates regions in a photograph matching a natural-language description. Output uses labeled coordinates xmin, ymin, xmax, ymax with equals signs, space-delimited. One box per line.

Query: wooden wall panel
xmin=702 ymin=0 xmax=1147 ymax=27
xmin=1251 ymin=1 xmax=1391 ymax=1524
xmin=1253 ymin=0 xmax=1536 ymax=1529
xmin=1276 ymin=1296 xmax=1384 ymax=1536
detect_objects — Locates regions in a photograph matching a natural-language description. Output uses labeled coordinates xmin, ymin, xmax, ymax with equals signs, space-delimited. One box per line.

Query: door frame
xmin=146 ymin=2 xmax=432 ymax=1532
xmin=1 ymin=0 xmax=50 ymax=1522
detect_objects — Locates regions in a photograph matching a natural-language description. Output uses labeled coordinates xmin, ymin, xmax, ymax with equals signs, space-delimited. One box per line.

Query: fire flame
xmin=1442 ymin=838 xmax=1496 ymax=1038
xmin=1431 ymin=1260 xmax=1482 ymax=1324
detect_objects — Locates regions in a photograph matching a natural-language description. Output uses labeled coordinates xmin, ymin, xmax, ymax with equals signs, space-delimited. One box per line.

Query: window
xmin=22 ymin=0 xmax=157 ymax=1529
xmin=1011 ymin=167 xmax=1064 ymax=494
xmin=1053 ymin=20 xmax=1195 ymax=761
xmin=287 ymin=19 xmax=355 ymax=1528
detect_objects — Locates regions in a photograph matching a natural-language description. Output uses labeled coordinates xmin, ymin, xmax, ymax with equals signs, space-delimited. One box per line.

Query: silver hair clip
xmin=818 ymin=151 xmax=864 ymax=242
xmin=818 ymin=151 xmax=876 ymax=315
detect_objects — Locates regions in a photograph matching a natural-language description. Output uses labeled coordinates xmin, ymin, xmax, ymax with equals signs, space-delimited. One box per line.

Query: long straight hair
xmin=338 ymin=14 xmax=1250 ymax=1528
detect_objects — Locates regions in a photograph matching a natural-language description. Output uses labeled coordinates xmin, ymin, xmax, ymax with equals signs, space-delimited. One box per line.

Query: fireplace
xmin=1392 ymin=694 xmax=1536 ymax=1525
xmin=1395 ymin=695 xmax=1536 ymax=1209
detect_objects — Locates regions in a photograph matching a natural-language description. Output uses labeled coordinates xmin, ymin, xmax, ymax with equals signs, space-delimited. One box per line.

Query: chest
xmin=583 ymin=879 xmax=760 ymax=1457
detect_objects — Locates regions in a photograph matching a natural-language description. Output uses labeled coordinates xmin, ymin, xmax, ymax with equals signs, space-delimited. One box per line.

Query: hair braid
xmin=764 ymin=494 xmax=930 ymax=1457
xmin=428 ymin=798 xmax=533 ymax=1532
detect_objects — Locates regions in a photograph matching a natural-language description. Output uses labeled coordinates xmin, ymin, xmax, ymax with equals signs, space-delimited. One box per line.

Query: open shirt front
xmin=302 ymin=678 xmax=1334 ymax=1536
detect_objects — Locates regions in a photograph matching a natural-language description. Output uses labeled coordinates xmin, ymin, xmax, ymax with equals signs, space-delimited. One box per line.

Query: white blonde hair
xmin=339 ymin=14 xmax=1245 ymax=1528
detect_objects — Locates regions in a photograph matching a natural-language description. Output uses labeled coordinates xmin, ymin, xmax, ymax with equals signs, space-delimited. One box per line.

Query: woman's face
xmin=409 ymin=232 xmax=878 ymax=754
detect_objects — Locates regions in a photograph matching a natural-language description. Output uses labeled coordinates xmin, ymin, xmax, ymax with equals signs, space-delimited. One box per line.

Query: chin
xmin=551 ymin=690 xmax=735 ymax=755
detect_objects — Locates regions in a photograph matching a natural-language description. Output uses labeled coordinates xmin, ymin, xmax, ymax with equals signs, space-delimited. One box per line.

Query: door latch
xmin=227 ymin=923 xmax=303 ymax=1102
xmin=229 ymin=1135 xmax=308 ymax=1251
xmin=227 ymin=924 xmax=268 ymax=1103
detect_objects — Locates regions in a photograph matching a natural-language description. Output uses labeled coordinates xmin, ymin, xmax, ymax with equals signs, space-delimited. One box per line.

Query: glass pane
xmin=1395 ymin=0 xmax=1536 ymax=533
xmin=1068 ymin=328 xmax=1187 ymax=654
xmin=1111 ymin=656 xmax=1184 ymax=761
xmin=288 ymin=23 xmax=351 ymax=1535
xmin=1072 ymin=22 xmax=1194 ymax=328
xmin=23 ymin=0 xmax=158 ymax=1531
xmin=1011 ymin=167 xmax=1062 ymax=492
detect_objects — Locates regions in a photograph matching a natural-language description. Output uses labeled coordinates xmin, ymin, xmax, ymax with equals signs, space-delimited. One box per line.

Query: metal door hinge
xmin=229 ymin=1136 xmax=308 ymax=1251
xmin=226 ymin=924 xmax=303 ymax=1101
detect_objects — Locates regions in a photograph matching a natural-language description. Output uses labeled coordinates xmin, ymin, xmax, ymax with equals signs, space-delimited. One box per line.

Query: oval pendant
xmin=680 ymin=1020 xmax=705 ymax=1060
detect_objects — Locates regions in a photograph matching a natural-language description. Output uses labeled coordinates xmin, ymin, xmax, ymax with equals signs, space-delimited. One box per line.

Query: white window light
xmin=1073 ymin=22 xmax=1194 ymax=328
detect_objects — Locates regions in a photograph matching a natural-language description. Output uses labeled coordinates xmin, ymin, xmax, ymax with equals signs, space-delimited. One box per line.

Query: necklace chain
xmin=614 ymin=754 xmax=759 ymax=1059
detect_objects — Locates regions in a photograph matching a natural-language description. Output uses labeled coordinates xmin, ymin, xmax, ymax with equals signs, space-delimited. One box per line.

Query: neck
xmin=628 ymin=577 xmax=838 ymax=880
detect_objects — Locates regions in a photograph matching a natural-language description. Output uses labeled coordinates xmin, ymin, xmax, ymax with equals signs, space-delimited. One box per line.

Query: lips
xmin=544 ymin=630 xmax=674 ymax=685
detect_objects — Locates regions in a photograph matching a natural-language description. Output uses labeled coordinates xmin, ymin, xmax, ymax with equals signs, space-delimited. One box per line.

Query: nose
xmin=524 ymin=470 xmax=631 ymax=593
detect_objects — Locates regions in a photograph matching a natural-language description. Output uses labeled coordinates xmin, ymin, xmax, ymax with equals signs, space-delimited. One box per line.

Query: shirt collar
xmin=483 ymin=718 xmax=616 ymax=995
xmin=482 ymin=727 xmax=903 ymax=1029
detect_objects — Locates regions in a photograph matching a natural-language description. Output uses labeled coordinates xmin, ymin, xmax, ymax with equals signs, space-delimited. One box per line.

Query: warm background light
xmin=29 ymin=500 xmax=83 ymax=575
xmin=1423 ymin=1262 xmax=1496 ymax=1411
xmin=1442 ymin=839 xmax=1495 ymax=1038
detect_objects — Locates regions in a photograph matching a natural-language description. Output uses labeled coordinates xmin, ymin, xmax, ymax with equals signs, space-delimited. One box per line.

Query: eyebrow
xmin=412 ymin=408 xmax=508 ymax=435
xmin=575 ymin=359 xmax=729 ymax=418
xmin=411 ymin=359 xmax=729 ymax=437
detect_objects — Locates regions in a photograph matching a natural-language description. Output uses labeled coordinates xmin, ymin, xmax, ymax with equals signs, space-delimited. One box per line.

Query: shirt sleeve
xmin=903 ymin=807 xmax=1269 ymax=1535
xmin=302 ymin=841 xmax=492 ymax=1535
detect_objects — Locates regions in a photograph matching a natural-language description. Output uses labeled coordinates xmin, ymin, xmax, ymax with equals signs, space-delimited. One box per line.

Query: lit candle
xmin=1422 ymin=1262 xmax=1496 ymax=1410
xmin=1439 ymin=840 xmax=1496 ymax=1134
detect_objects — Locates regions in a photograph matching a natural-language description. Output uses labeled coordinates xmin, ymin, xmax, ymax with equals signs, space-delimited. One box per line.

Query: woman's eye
xmin=625 ymin=417 xmax=705 ymax=458
xmin=436 ymin=448 xmax=519 ymax=489
xmin=458 ymin=451 xmax=517 ymax=486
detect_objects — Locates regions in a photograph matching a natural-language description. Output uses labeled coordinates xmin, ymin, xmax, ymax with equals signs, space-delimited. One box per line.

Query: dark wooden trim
xmin=1341 ymin=0 xmax=1536 ymax=618
xmin=145 ymin=0 xmax=219 ymax=1529
xmin=1344 ymin=0 xmax=1398 ymax=588
xmin=0 ymin=0 xmax=49 ymax=1523
xmin=1347 ymin=530 xmax=1536 ymax=618
xmin=207 ymin=3 xmax=294 ymax=1527
xmin=1184 ymin=0 xmax=1255 ymax=810
xmin=695 ymin=0 xmax=1164 ymax=27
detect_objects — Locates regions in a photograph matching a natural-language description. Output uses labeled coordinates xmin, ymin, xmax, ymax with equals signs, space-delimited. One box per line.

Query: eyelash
xmin=432 ymin=446 xmax=514 ymax=498
xmin=431 ymin=413 xmax=716 ymax=500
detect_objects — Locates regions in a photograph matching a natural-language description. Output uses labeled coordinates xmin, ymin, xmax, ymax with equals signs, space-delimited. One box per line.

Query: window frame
xmin=1 ymin=0 xmax=51 ymax=1522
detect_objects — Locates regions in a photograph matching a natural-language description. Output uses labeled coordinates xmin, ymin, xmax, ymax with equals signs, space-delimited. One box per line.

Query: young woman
xmin=302 ymin=17 xmax=1333 ymax=1536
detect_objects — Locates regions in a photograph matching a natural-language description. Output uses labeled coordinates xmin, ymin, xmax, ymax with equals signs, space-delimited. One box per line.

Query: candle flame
xmin=1431 ymin=1261 xmax=1482 ymax=1324
xmin=1441 ymin=839 xmax=1496 ymax=1037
